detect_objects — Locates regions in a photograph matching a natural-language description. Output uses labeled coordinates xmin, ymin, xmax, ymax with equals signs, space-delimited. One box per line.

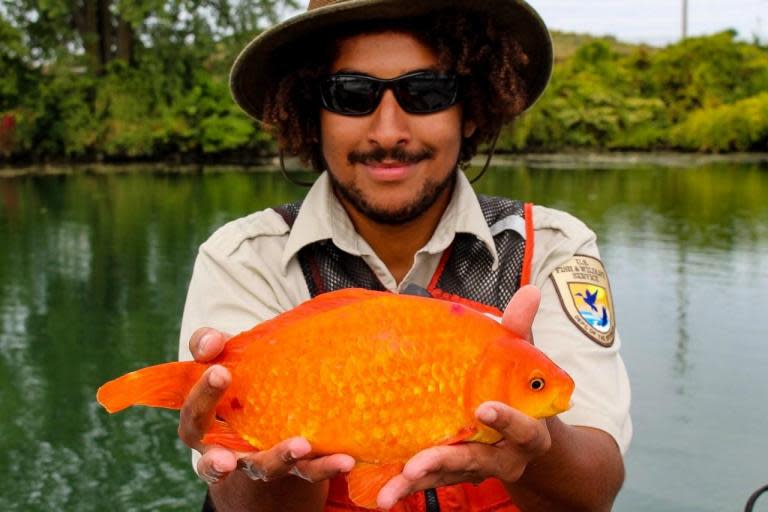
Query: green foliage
xmin=670 ymin=92 xmax=768 ymax=152
xmin=647 ymin=32 xmax=768 ymax=119
xmin=1 ymin=7 xmax=767 ymax=162
xmin=498 ymin=32 xmax=768 ymax=154
xmin=0 ymin=2 xmax=281 ymax=162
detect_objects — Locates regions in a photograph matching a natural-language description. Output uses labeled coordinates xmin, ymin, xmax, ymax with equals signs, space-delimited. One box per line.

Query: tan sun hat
xmin=230 ymin=0 xmax=552 ymax=122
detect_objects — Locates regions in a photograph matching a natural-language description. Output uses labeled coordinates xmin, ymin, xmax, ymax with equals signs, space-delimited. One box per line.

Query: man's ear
xmin=463 ymin=119 xmax=477 ymax=138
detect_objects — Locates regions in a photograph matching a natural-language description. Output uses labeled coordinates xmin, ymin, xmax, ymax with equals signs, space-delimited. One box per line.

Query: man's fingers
xmin=237 ymin=437 xmax=355 ymax=484
xmin=476 ymin=402 xmax=551 ymax=453
xmin=401 ymin=445 xmax=490 ymax=482
xmin=237 ymin=437 xmax=312 ymax=482
xmin=502 ymin=284 xmax=540 ymax=342
xmin=189 ymin=327 xmax=231 ymax=362
xmin=377 ymin=474 xmax=414 ymax=510
xmin=197 ymin=446 xmax=238 ymax=484
xmin=178 ymin=365 xmax=231 ymax=450
xmin=291 ymin=453 xmax=356 ymax=483
xmin=378 ymin=446 xmax=489 ymax=510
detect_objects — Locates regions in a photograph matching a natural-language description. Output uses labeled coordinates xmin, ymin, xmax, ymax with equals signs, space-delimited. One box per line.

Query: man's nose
xmin=367 ymin=90 xmax=411 ymax=148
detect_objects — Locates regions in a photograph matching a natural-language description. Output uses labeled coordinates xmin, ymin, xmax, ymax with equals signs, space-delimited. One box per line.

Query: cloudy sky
xmin=528 ymin=0 xmax=767 ymax=45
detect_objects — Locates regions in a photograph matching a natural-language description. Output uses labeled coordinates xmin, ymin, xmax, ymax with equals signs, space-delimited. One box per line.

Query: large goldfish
xmin=97 ymin=288 xmax=574 ymax=508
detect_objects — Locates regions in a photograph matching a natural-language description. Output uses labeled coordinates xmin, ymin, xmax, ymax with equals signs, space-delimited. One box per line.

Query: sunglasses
xmin=320 ymin=71 xmax=459 ymax=116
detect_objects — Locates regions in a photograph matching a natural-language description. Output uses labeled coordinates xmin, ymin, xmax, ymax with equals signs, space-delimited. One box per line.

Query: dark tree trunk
xmin=115 ymin=16 xmax=134 ymax=64
xmin=97 ymin=0 xmax=113 ymax=70
xmin=73 ymin=0 xmax=119 ymax=74
xmin=74 ymin=0 xmax=103 ymax=74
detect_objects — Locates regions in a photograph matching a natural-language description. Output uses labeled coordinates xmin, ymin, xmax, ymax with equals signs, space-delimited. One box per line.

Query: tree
xmin=1 ymin=0 xmax=297 ymax=73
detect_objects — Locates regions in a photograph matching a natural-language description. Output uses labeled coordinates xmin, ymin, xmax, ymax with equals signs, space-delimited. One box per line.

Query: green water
xmin=1 ymin=164 xmax=767 ymax=511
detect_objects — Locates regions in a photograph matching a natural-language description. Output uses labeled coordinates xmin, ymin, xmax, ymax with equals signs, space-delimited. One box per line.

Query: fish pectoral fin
xmin=347 ymin=462 xmax=404 ymax=509
xmin=437 ymin=425 xmax=478 ymax=446
xmin=201 ymin=419 xmax=258 ymax=453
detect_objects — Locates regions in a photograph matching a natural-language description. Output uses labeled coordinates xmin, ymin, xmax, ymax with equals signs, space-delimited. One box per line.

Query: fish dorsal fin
xmin=201 ymin=418 xmax=258 ymax=453
xmin=347 ymin=462 xmax=403 ymax=509
xmin=219 ymin=288 xmax=388 ymax=360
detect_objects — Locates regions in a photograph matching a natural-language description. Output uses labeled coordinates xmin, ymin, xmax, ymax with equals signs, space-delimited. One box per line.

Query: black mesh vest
xmin=273 ymin=195 xmax=529 ymax=314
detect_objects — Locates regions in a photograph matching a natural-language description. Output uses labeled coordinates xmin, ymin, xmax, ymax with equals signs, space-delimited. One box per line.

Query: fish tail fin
xmin=97 ymin=361 xmax=207 ymax=413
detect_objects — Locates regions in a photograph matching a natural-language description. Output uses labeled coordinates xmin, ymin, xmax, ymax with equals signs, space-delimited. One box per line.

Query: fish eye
xmin=529 ymin=377 xmax=545 ymax=391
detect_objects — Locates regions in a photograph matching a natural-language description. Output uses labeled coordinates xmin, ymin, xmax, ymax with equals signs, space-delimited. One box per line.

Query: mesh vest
xmin=272 ymin=195 xmax=534 ymax=512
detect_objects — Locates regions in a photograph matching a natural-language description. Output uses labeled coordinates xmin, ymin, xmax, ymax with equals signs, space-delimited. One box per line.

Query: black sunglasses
xmin=320 ymin=71 xmax=459 ymax=116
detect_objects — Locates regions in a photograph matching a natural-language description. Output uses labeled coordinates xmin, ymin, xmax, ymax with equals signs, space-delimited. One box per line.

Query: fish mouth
xmin=553 ymin=393 xmax=573 ymax=414
xmin=538 ymin=393 xmax=572 ymax=418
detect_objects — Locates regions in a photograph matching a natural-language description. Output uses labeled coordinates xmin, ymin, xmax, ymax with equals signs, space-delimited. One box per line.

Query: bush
xmin=670 ymin=92 xmax=768 ymax=152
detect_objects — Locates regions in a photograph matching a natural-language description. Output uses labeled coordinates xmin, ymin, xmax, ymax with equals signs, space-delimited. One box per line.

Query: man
xmin=177 ymin=0 xmax=632 ymax=510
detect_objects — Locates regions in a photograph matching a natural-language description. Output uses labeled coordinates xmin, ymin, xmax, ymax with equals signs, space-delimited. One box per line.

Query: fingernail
xmin=479 ymin=407 xmax=497 ymax=423
xmin=199 ymin=333 xmax=213 ymax=355
xmin=208 ymin=366 xmax=225 ymax=389
xmin=202 ymin=472 xmax=220 ymax=484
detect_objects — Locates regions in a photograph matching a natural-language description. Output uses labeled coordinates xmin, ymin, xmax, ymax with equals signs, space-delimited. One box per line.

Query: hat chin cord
xmin=278 ymin=126 xmax=501 ymax=187
xmin=279 ymin=151 xmax=317 ymax=187
xmin=468 ymin=126 xmax=501 ymax=184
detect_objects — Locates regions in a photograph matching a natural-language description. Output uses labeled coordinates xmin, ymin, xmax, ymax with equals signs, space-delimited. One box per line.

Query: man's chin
xmin=357 ymin=204 xmax=426 ymax=225
xmin=330 ymin=168 xmax=458 ymax=226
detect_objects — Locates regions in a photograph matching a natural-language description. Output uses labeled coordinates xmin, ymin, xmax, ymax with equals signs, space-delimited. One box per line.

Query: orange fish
xmin=97 ymin=288 xmax=574 ymax=508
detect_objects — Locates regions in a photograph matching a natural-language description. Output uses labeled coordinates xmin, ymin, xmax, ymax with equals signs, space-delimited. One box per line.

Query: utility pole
xmin=682 ymin=0 xmax=688 ymax=39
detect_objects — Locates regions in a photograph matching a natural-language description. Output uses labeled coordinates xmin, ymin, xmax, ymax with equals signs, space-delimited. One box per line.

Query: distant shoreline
xmin=486 ymin=151 xmax=768 ymax=169
xmin=2 ymin=151 xmax=768 ymax=178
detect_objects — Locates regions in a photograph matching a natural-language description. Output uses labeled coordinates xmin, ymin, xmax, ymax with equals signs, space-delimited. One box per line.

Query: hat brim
xmin=230 ymin=0 xmax=552 ymax=122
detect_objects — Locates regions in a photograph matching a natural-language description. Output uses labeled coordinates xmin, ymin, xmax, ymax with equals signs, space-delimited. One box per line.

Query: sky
xmin=527 ymin=0 xmax=767 ymax=46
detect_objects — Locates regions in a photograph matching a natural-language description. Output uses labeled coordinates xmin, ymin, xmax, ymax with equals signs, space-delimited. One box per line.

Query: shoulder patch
xmin=550 ymin=255 xmax=615 ymax=347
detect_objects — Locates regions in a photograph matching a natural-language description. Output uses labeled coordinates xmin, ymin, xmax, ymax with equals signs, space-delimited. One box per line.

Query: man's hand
xmin=377 ymin=401 xmax=551 ymax=509
xmin=177 ymin=328 xmax=355 ymax=486
xmin=376 ymin=285 xmax=546 ymax=509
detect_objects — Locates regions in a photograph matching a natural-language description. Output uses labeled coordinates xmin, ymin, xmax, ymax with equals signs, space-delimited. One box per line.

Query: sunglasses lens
xmin=396 ymin=74 xmax=458 ymax=113
xmin=321 ymin=72 xmax=459 ymax=115
xmin=321 ymin=76 xmax=380 ymax=115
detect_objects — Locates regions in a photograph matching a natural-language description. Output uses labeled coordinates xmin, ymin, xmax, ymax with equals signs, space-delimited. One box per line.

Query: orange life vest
xmin=325 ymin=476 xmax=521 ymax=511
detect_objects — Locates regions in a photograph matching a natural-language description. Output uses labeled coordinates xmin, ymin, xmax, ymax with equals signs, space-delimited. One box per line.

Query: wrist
xmin=209 ymin=471 xmax=328 ymax=512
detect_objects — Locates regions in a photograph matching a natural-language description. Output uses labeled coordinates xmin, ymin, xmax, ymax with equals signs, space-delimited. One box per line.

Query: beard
xmin=328 ymin=166 xmax=458 ymax=226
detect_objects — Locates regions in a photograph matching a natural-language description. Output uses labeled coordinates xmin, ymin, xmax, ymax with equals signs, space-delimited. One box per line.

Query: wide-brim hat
xmin=230 ymin=0 xmax=552 ymax=122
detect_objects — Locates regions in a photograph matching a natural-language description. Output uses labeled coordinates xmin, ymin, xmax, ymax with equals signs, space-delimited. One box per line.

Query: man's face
xmin=320 ymin=31 xmax=471 ymax=225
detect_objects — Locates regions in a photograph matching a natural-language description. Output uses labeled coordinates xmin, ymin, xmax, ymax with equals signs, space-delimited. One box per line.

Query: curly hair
xmin=262 ymin=11 xmax=530 ymax=171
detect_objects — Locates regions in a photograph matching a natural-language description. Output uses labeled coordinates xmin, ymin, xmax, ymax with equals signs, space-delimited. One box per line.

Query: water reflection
xmin=0 ymin=163 xmax=766 ymax=511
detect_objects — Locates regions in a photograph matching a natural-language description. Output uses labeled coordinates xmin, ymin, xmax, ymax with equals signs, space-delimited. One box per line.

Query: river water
xmin=1 ymin=162 xmax=766 ymax=511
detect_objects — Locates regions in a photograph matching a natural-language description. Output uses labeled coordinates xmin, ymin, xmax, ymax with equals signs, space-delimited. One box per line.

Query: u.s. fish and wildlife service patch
xmin=551 ymin=255 xmax=615 ymax=347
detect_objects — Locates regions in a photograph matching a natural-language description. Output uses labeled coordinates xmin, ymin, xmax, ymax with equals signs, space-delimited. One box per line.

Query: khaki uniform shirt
xmin=179 ymin=171 xmax=632 ymax=460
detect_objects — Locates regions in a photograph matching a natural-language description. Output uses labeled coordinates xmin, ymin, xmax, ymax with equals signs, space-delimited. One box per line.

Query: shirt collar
xmin=419 ymin=171 xmax=499 ymax=269
xmin=280 ymin=171 xmax=499 ymax=272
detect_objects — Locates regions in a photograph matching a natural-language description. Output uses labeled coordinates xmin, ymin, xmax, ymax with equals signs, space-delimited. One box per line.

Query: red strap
xmin=426 ymin=245 xmax=503 ymax=316
xmin=520 ymin=202 xmax=534 ymax=287
xmin=427 ymin=244 xmax=452 ymax=292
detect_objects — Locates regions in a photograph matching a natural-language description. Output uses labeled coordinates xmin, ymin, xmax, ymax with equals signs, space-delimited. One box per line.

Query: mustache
xmin=347 ymin=146 xmax=435 ymax=166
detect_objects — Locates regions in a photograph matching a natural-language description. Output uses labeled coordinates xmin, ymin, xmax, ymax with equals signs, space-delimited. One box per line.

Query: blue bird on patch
xmin=576 ymin=289 xmax=599 ymax=312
